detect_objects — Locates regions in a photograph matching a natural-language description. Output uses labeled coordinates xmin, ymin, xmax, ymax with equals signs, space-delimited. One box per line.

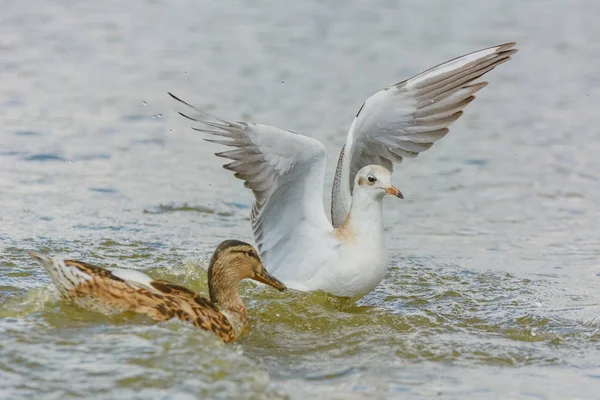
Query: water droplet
xmin=157 ymin=114 xmax=162 ymax=118
xmin=69 ymin=160 xmax=74 ymax=164
xmin=142 ymin=101 xmax=148 ymax=106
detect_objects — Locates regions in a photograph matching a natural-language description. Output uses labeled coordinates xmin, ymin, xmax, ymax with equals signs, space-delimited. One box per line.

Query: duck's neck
xmin=336 ymin=192 xmax=384 ymax=244
xmin=211 ymin=285 xmax=247 ymax=318
xmin=208 ymin=261 xmax=249 ymax=331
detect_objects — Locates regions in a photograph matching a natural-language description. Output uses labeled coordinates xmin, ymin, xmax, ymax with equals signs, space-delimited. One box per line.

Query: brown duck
xmin=29 ymin=240 xmax=286 ymax=342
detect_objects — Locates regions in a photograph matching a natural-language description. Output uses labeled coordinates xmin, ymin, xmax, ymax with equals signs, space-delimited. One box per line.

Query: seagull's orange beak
xmin=385 ymin=185 xmax=404 ymax=199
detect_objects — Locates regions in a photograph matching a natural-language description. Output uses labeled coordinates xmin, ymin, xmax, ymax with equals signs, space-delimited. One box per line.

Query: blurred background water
xmin=1 ymin=0 xmax=600 ymax=398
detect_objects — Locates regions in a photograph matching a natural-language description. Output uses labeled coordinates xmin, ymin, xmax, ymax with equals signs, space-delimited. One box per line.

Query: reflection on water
xmin=1 ymin=0 xmax=600 ymax=398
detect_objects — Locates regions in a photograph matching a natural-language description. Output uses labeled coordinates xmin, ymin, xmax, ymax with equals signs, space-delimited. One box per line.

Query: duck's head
xmin=353 ymin=165 xmax=403 ymax=200
xmin=207 ymin=240 xmax=286 ymax=306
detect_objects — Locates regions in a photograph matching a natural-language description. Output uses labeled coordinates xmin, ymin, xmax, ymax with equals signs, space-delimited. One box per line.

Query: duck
xmin=28 ymin=240 xmax=286 ymax=342
xmin=170 ymin=42 xmax=517 ymax=299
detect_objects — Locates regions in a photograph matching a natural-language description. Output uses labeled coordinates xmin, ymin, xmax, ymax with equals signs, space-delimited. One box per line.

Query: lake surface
xmin=1 ymin=0 xmax=600 ymax=398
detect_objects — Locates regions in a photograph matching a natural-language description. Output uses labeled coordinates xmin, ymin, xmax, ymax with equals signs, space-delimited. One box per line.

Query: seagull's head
xmin=354 ymin=165 xmax=403 ymax=200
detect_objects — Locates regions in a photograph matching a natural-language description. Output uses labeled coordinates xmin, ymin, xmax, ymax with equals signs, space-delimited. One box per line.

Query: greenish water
xmin=1 ymin=0 xmax=600 ymax=398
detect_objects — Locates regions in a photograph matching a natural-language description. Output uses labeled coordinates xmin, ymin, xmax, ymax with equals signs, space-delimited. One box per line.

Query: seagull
xmin=170 ymin=42 xmax=517 ymax=299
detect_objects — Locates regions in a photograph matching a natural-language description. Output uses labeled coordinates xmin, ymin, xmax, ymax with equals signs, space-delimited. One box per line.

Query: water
xmin=1 ymin=0 xmax=600 ymax=398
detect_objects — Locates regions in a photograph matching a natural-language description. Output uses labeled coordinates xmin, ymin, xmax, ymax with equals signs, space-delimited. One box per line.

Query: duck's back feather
xmin=30 ymin=253 xmax=237 ymax=342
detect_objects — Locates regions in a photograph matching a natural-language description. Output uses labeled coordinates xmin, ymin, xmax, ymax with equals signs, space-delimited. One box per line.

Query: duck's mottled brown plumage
xmin=29 ymin=240 xmax=286 ymax=343
xmin=61 ymin=260 xmax=236 ymax=341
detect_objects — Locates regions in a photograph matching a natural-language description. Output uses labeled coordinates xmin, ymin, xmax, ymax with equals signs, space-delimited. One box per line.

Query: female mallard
xmin=28 ymin=240 xmax=286 ymax=342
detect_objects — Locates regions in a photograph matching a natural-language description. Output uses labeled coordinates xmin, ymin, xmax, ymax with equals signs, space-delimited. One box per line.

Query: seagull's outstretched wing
xmin=331 ymin=42 xmax=518 ymax=227
xmin=170 ymin=93 xmax=336 ymax=282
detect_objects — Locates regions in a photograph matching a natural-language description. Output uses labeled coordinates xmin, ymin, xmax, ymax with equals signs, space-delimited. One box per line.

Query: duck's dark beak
xmin=385 ymin=185 xmax=404 ymax=199
xmin=253 ymin=269 xmax=287 ymax=291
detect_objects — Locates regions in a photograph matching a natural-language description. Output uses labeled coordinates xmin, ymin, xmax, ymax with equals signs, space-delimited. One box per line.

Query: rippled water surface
xmin=2 ymin=0 xmax=600 ymax=398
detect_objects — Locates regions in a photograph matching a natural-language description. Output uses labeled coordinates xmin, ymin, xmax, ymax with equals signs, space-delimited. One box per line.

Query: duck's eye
xmin=246 ymin=249 xmax=256 ymax=258
xmin=367 ymin=175 xmax=377 ymax=184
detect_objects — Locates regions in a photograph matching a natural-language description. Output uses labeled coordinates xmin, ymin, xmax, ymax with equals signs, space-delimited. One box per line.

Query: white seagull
xmin=170 ymin=42 xmax=517 ymax=299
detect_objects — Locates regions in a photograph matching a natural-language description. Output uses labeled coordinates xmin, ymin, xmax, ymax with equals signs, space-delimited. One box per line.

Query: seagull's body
xmin=172 ymin=42 xmax=517 ymax=299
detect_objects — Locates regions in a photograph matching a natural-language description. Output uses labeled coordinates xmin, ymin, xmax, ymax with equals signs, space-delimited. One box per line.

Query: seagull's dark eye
xmin=367 ymin=175 xmax=377 ymax=184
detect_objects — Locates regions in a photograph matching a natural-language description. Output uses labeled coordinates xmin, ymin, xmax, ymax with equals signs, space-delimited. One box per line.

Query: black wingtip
xmin=177 ymin=111 xmax=199 ymax=122
xmin=167 ymin=91 xmax=185 ymax=105
xmin=168 ymin=93 xmax=231 ymax=126
xmin=168 ymin=92 xmax=200 ymax=111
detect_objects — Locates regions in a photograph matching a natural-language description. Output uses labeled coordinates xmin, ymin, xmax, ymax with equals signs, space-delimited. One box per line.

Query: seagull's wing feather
xmin=170 ymin=93 xmax=336 ymax=281
xmin=331 ymin=42 xmax=517 ymax=227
